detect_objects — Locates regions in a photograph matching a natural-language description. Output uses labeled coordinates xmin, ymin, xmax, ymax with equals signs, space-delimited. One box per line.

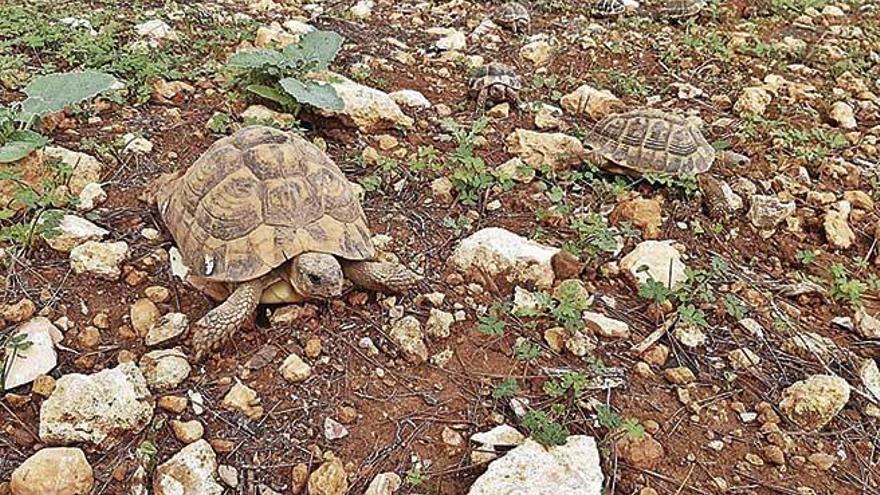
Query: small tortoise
xmin=468 ymin=63 xmax=522 ymax=112
xmin=584 ymin=109 xmax=750 ymax=175
xmin=153 ymin=126 xmax=421 ymax=360
xmin=649 ymin=0 xmax=707 ymax=20
xmin=494 ymin=2 xmax=530 ymax=33
xmin=592 ymin=0 xmax=626 ymax=17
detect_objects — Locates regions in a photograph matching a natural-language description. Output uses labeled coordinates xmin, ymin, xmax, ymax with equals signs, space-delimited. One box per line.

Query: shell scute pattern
xmin=494 ymin=2 xmax=530 ymax=31
xmin=468 ymin=63 xmax=522 ymax=108
xmin=163 ymin=126 xmax=375 ymax=282
xmin=592 ymin=0 xmax=625 ymax=16
xmin=469 ymin=63 xmax=520 ymax=88
xmin=652 ymin=0 xmax=706 ymax=19
xmin=194 ymin=168 xmax=264 ymax=241
xmin=586 ymin=109 xmax=716 ymax=175
xmin=261 ymin=175 xmax=322 ymax=228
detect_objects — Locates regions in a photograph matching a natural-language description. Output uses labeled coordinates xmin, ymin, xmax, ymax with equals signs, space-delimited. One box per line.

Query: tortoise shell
xmin=494 ymin=2 xmax=530 ymax=28
xmin=158 ymin=125 xmax=375 ymax=283
xmin=592 ymin=0 xmax=626 ymax=17
xmin=584 ymin=109 xmax=716 ymax=175
xmin=468 ymin=63 xmax=522 ymax=93
xmin=651 ymin=0 xmax=707 ymax=19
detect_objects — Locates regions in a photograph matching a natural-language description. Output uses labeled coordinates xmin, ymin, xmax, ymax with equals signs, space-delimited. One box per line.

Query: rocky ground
xmin=1 ymin=0 xmax=880 ymax=494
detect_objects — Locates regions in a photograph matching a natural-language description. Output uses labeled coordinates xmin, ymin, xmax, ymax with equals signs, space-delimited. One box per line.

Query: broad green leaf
xmin=279 ymin=78 xmax=343 ymax=111
xmin=0 ymin=140 xmax=42 ymax=163
xmin=246 ymin=84 xmax=299 ymax=108
xmin=17 ymin=70 xmax=119 ymax=122
xmin=282 ymin=31 xmax=344 ymax=70
xmin=227 ymin=49 xmax=287 ymax=69
xmin=9 ymin=129 xmax=48 ymax=145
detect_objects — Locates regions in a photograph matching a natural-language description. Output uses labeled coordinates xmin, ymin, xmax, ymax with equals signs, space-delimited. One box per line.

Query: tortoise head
xmin=718 ymin=150 xmax=751 ymax=167
xmin=289 ymin=252 xmax=344 ymax=299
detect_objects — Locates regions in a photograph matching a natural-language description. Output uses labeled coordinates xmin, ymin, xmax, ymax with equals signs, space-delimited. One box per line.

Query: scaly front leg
xmin=191 ymin=277 xmax=267 ymax=361
xmin=475 ymin=88 xmax=489 ymax=116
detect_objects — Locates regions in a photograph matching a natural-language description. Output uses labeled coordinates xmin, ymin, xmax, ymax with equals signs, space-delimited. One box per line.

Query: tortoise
xmin=494 ymin=2 xmax=530 ymax=33
xmin=468 ymin=63 xmax=522 ymax=112
xmin=592 ymin=0 xmax=626 ymax=17
xmin=649 ymin=0 xmax=707 ymax=20
xmin=152 ymin=125 xmax=421 ymax=360
xmin=583 ymin=109 xmax=750 ymax=175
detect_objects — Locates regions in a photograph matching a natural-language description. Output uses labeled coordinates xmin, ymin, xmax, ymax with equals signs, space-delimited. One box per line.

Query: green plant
xmin=566 ymin=213 xmax=631 ymax=258
xmin=136 ymin=440 xmax=159 ymax=471
xmin=441 ymin=117 xmax=507 ymax=204
xmin=829 ymin=263 xmax=866 ymax=306
xmin=643 ymin=172 xmax=699 ymax=198
xmin=226 ymin=31 xmax=345 ymax=113
xmin=596 ymin=404 xmax=644 ymax=440
xmin=795 ymin=249 xmax=817 ymax=265
xmin=206 ymin=112 xmax=233 ymax=134
xmin=607 ymin=70 xmax=649 ymax=97
xmin=522 ymin=410 xmax=569 ymax=447
xmin=0 ymin=70 xmax=118 ymax=162
xmin=404 ymin=463 xmax=426 ymax=486
xmin=514 ymin=339 xmax=542 ymax=361
xmin=1 ymin=332 xmax=34 ymax=390
xmin=477 ymin=313 xmax=507 ymax=337
xmin=543 ymin=371 xmax=589 ymax=399
xmin=0 ymin=160 xmax=76 ymax=251
xmin=679 ymin=303 xmax=708 ymax=327
xmin=407 ymin=146 xmax=442 ymax=173
xmin=492 ymin=377 xmax=520 ymax=399
xmin=519 ymin=282 xmax=591 ymax=332
xmin=358 ymin=175 xmax=382 ymax=193
xmin=0 ymin=53 xmax=27 ymax=89
xmin=723 ymin=294 xmax=748 ymax=320
xmin=0 ymin=5 xmax=242 ymax=102
xmin=766 ymin=0 xmax=827 ymax=16
xmin=766 ymin=122 xmax=847 ymax=161
xmin=549 ymin=281 xmax=590 ymax=331
xmin=681 ymin=30 xmax=732 ymax=61
xmin=638 ymin=278 xmax=673 ymax=304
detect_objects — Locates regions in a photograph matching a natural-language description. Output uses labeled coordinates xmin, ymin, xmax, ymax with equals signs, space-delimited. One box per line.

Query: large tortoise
xmin=153 ymin=126 xmax=421 ymax=360
xmin=584 ymin=109 xmax=750 ymax=175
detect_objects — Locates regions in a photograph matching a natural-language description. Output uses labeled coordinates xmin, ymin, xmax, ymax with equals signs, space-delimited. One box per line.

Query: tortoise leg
xmin=475 ymin=88 xmax=488 ymax=116
xmin=342 ymin=261 xmax=422 ymax=293
xmin=191 ymin=277 xmax=266 ymax=361
xmin=585 ymin=149 xmax=605 ymax=167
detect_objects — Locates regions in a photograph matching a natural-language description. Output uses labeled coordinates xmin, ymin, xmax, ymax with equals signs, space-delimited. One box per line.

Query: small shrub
xmin=522 ymin=410 xmax=570 ymax=447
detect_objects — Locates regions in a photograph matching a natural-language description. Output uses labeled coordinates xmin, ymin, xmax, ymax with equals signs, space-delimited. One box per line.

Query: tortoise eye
xmin=308 ymin=273 xmax=322 ymax=284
